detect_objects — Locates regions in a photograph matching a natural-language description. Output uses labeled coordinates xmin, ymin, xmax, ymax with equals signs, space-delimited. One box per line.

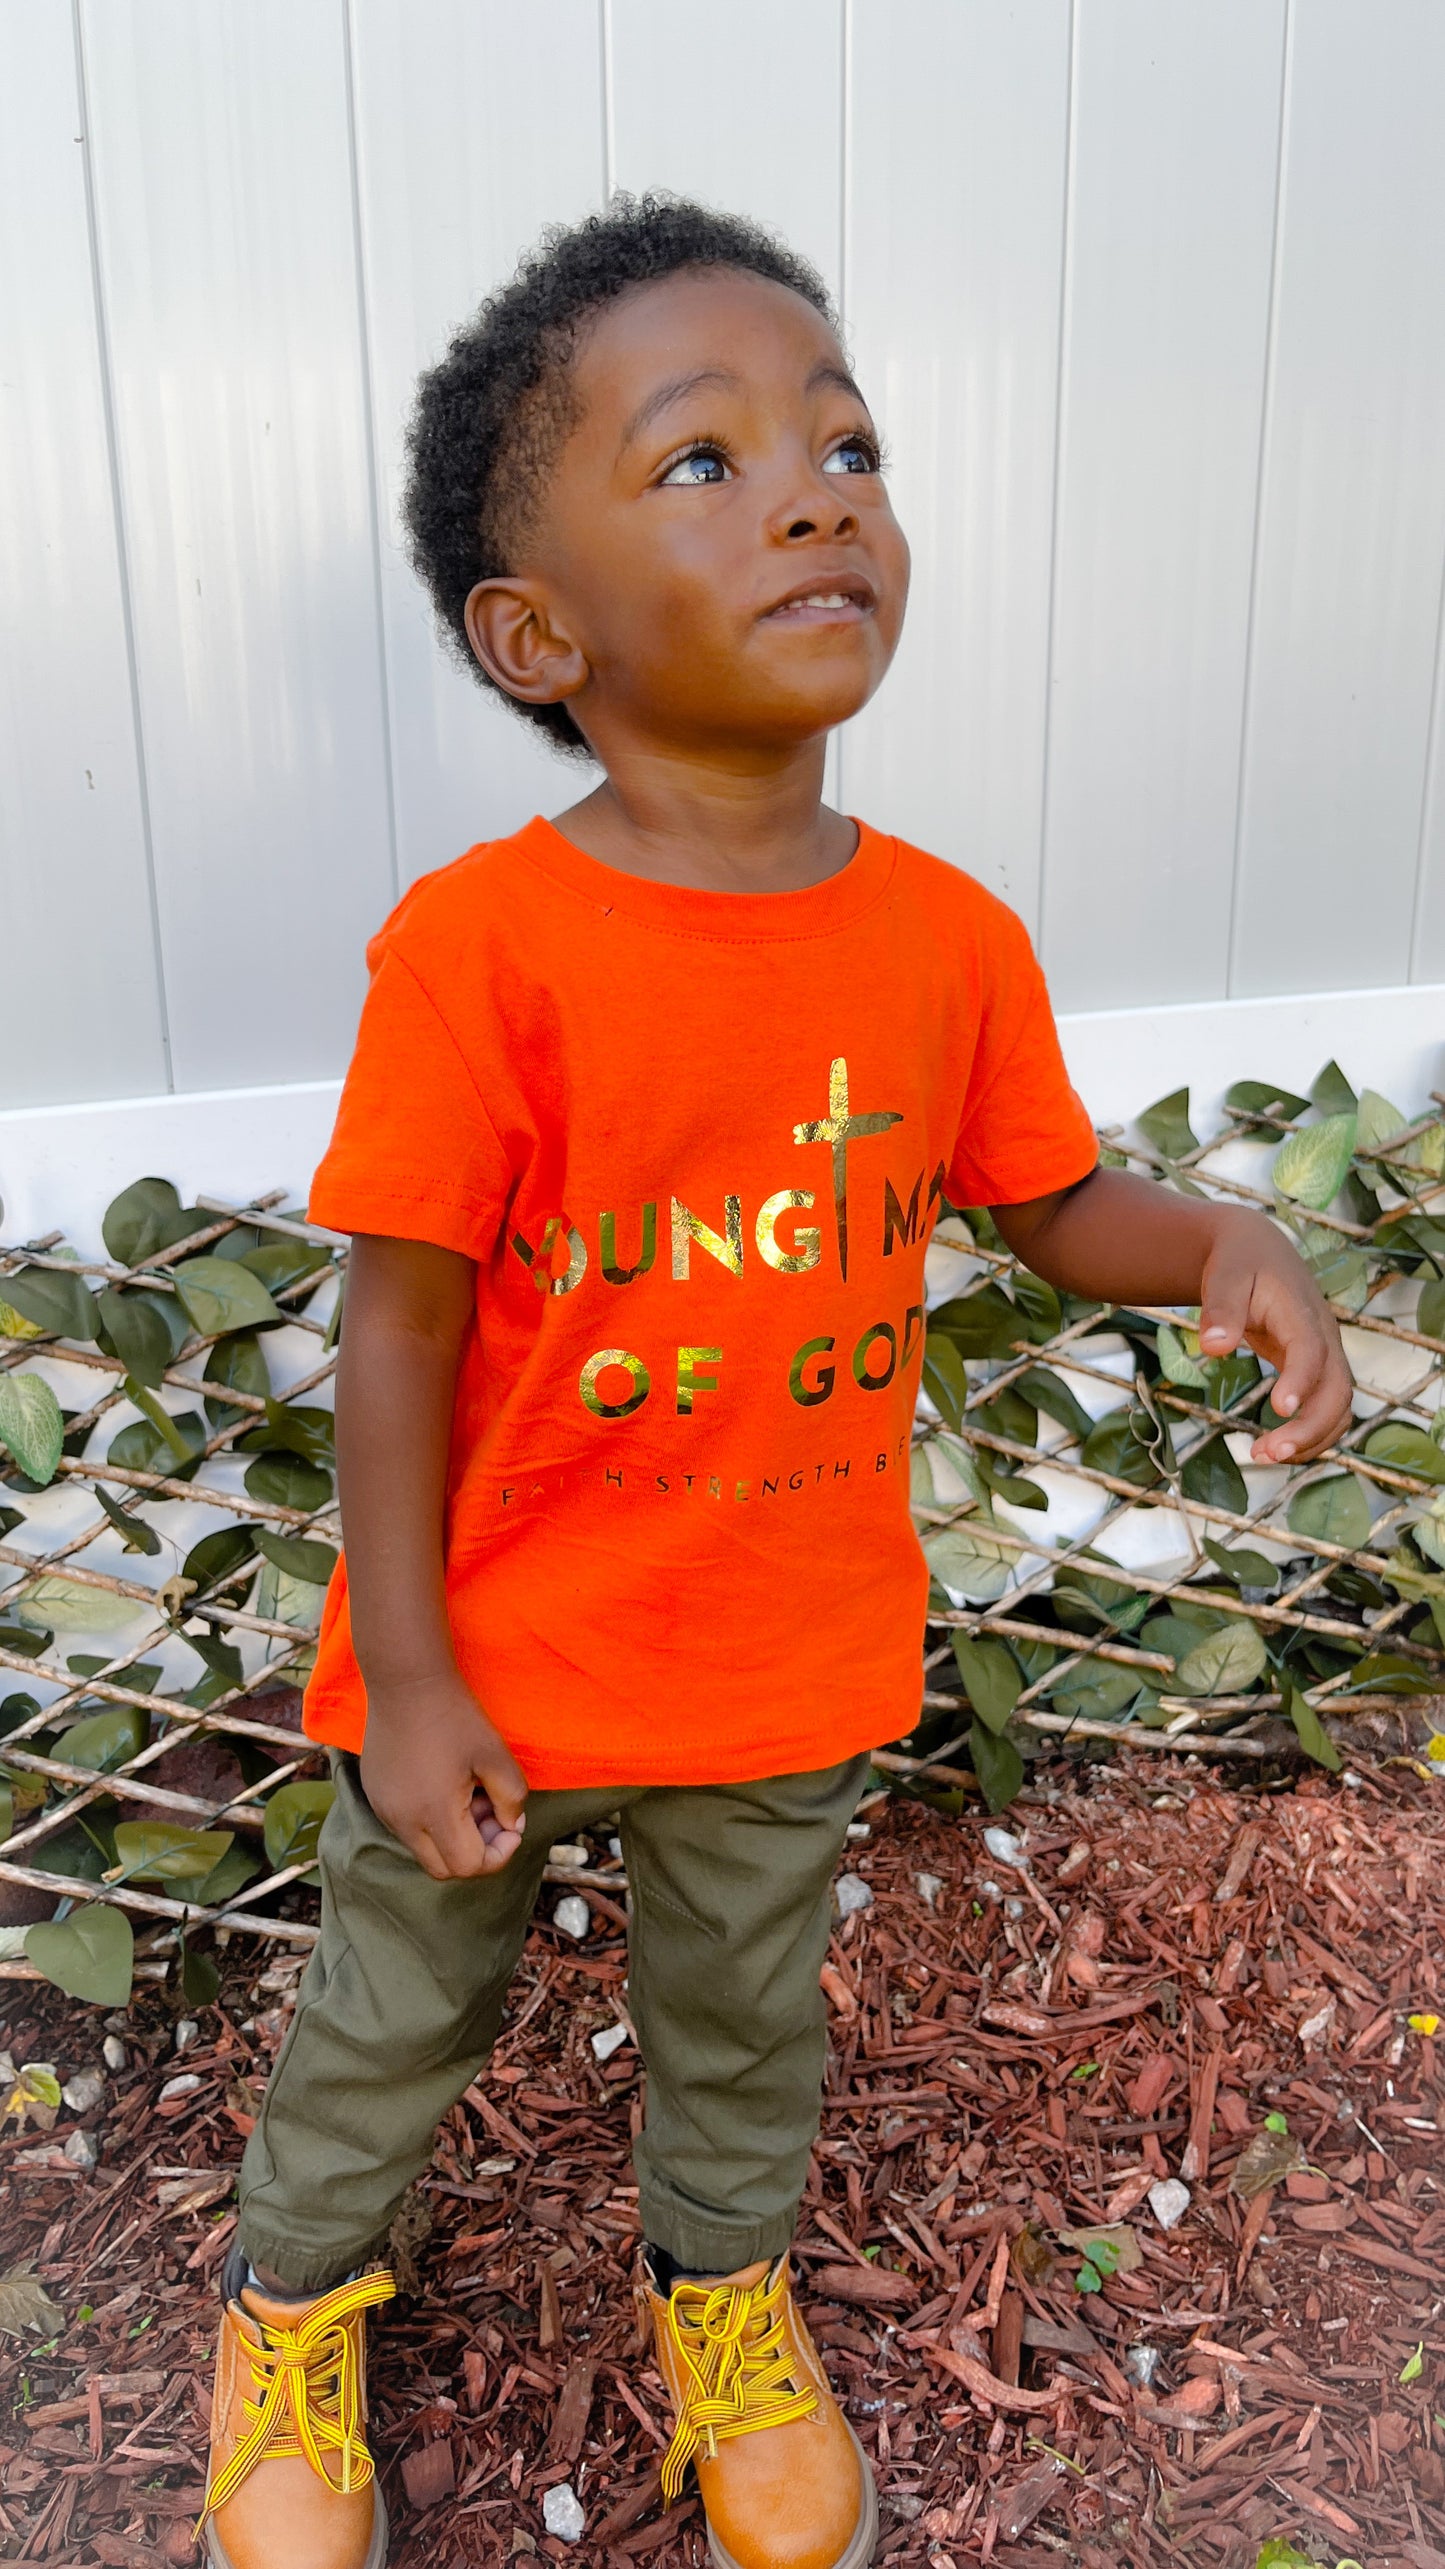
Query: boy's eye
xmin=823 ymin=434 xmax=879 ymax=476
xmin=659 ymin=444 xmax=732 ymax=487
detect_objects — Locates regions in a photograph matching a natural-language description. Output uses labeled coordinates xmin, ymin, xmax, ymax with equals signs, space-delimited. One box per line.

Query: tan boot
xmin=642 ymin=2256 xmax=878 ymax=2569
xmin=198 ymin=2256 xmax=395 ymax=2569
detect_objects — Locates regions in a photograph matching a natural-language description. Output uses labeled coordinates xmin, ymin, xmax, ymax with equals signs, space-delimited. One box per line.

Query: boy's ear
xmin=464 ymin=578 xmax=589 ymax=712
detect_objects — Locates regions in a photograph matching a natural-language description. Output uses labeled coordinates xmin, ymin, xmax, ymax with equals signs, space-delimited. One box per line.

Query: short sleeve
xmin=947 ymin=907 xmax=1098 ymax=1208
xmin=308 ymin=946 xmax=513 ymax=1258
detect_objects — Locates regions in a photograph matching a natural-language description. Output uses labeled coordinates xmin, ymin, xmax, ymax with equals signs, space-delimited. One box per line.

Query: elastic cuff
xmin=236 ymin=2225 xmax=388 ymax=2299
xmin=638 ymin=2198 xmax=796 ymax=2278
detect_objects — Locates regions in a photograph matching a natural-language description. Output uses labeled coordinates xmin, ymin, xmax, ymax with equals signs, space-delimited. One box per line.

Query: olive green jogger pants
xmin=238 ymin=1749 xmax=870 ymax=2295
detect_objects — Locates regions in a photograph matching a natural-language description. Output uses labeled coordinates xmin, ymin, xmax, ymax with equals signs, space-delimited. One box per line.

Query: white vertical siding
xmin=4 ymin=0 xmax=1445 ymax=1110
xmin=0 ymin=2 xmax=164 ymax=1104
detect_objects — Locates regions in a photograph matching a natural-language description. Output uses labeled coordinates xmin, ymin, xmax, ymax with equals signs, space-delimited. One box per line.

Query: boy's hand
xmin=1197 ymin=1217 xmax=1355 ymax=1464
xmin=360 ymin=1672 xmax=528 ymax=1881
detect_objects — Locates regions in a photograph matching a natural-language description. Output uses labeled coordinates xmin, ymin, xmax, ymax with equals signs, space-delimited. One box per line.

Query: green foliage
xmin=0 ymin=1265 xmax=99 ymax=1342
xmin=1273 ymin=1112 xmax=1358 ymax=1210
xmin=173 ymin=1256 xmax=282 ymax=1339
xmin=25 ymin=1904 xmax=134 ymax=2005
xmin=1137 ymin=1088 xmax=1198 ymax=1161
xmin=0 ymin=1376 xmax=64 ymax=1487
xmin=263 ymin=1780 xmax=335 ymax=1876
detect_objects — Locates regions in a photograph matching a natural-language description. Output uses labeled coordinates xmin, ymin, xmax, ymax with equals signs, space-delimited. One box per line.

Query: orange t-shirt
xmin=304 ymin=817 xmax=1096 ymax=1788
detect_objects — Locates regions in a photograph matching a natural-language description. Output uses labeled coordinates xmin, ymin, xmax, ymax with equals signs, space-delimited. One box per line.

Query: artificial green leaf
xmin=1046 ymin=1659 xmax=1141 ymax=1724
xmin=1137 ymin=1088 xmax=1198 ymax=1161
xmin=96 ymin=1286 xmax=173 ymax=1390
xmin=1301 ymin=1238 xmax=1370 ymax=1311
xmin=929 ymin=1286 xmax=1023 ymax=1362
xmin=1014 ymin=1366 xmax=1094 ymax=1443
xmin=1081 ymin=1409 xmax=1160 ymax=1490
xmin=244 ymin=1453 xmax=332 ymax=1513
xmin=1310 ymin=1059 xmax=1357 ymax=1116
xmin=1156 ymin=1322 xmax=1208 ymax=1389
xmin=1400 ymin=2341 xmax=1425 ymax=2386
xmin=210 ymin=1225 xmax=263 ymax=1263
xmin=921 ymin=1333 xmax=970 ymax=1430
xmin=102 ymin=1176 xmax=197 ymax=1267
xmin=112 ymin=1820 xmax=235 ymax=1884
xmin=16 ymin=1574 xmax=139 ymax=1636
xmin=1181 ymin=1434 xmax=1249 ymax=1513
xmin=180 ymin=1940 xmax=221 ymax=2008
xmin=254 ymin=1528 xmax=339 ymax=1587
xmin=25 ymin=1902 xmax=133 ymax=2005
xmin=173 ymin=1256 xmax=282 ymax=1340
xmin=1419 ymin=1278 xmax=1445 ymax=1342
xmin=920 ymin=1520 xmax=1013 ymax=1603
xmin=1280 ymin=1679 xmax=1341 ymax=1773
xmin=1364 ymin=1422 xmax=1445 ymax=1485
xmin=1223 ymin=1079 xmax=1310 ymax=1141
xmin=1052 ymin=1561 xmax=1150 ymax=1633
xmin=1141 ymin=1608 xmax=1225 ymax=1661
xmin=125 ymin=1377 xmax=199 ymax=1465
xmin=263 ymin=1779 xmax=335 ymax=1874
xmin=92 ymin=1486 xmax=162 ymax=1556
xmin=967 ymin=1717 xmax=1023 ymax=1814
xmin=951 ymin=1633 xmax=1021 ymax=1736
xmin=1339 ymin=1650 xmax=1438 ymax=1696
xmin=55 ymin=1703 xmax=148 ymax=1773
xmin=0 ymin=1265 xmax=99 ymax=1342
xmin=1012 ymin=1270 xmax=1062 ymax=1343
xmin=240 ymin=1239 xmax=332 ymax=1296
xmin=194 ymin=1842 xmax=262 ymax=1907
xmin=182 ymin=1630 xmax=244 ymax=1686
xmin=238 ymin=1401 xmax=335 ymax=1467
xmin=975 ymin=1383 xmax=1038 ymax=1447
xmin=1202 ymin=1537 xmax=1281 ymax=1592
xmin=67 ymin=1656 xmax=159 ymax=1690
xmin=107 ymin=1408 xmax=206 ymax=1481
xmin=1287 ymin=1473 xmax=1371 ymax=1551
xmin=182 ymin=1525 xmax=260 ymax=1592
xmin=1355 ymin=1087 xmax=1410 ymax=1162
xmin=0 ymin=1779 xmax=10 ymax=1845
xmin=0 ymin=1374 xmax=63 ymax=1486
xmin=1272 ymin=1113 xmax=1358 ymax=1210
xmin=204 ymin=1330 xmax=271 ymax=1429
xmin=1174 ymin=1619 xmax=1268 ymax=1697
xmin=0 ymin=1627 xmax=50 ymax=1661
xmin=1201 ymin=1349 xmax=1262 ymax=1412
xmin=31 ymin=1817 xmax=113 ymax=1881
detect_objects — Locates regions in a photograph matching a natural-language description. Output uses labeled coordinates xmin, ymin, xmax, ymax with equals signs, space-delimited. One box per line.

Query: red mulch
xmin=1 ymin=1749 xmax=1442 ymax=2568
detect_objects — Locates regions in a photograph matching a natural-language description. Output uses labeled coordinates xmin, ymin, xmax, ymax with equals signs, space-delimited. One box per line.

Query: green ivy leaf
xmin=96 ymin=1286 xmax=173 ymax=1391
xmin=0 ymin=1266 xmax=99 ymax=1343
xmin=967 ymin=1717 xmax=1023 ymax=1814
xmin=102 ymin=1177 xmax=203 ymax=1268
xmin=1174 ymin=1619 xmax=1268 ymax=1697
xmin=92 ymin=1485 xmax=162 ymax=1556
xmin=1287 ymin=1473 xmax=1371 ymax=1551
xmin=203 ymin=1330 xmax=271 ymax=1429
xmin=55 ymin=1703 xmax=148 ymax=1773
xmin=182 ymin=1525 xmax=261 ymax=1592
xmin=194 ymin=1842 xmax=262 ymax=1906
xmin=239 ymin=1239 xmax=332 ymax=1296
xmin=254 ymin=1528 xmax=339 ymax=1587
xmin=16 ymin=1574 xmax=138 ymax=1636
xmin=928 ymin=1287 xmax=1023 ymax=1363
xmin=1156 ymin=1322 xmax=1208 ymax=1389
xmin=1419 ymin=1277 xmax=1445 ymax=1343
xmin=1181 ymin=1434 xmax=1249 ymax=1512
xmin=1081 ymin=1409 xmax=1161 ymax=1490
xmin=920 ymin=1333 xmax=970 ymax=1431
xmin=1223 ymin=1079 xmax=1310 ymax=1141
xmin=107 ymin=1408 xmax=206 ymax=1482
xmin=951 ymin=1634 xmax=1022 ymax=1735
xmin=237 ymin=1401 xmax=335 ymax=1467
xmin=173 ymin=1256 xmax=282 ymax=1340
xmin=1273 ymin=1113 xmax=1358 ymax=1211
xmin=1356 ymin=1087 xmax=1410 ymax=1156
xmin=1311 ymin=1059 xmax=1357 ymax=1116
xmin=263 ymin=1779 xmax=335 ymax=1876
xmin=112 ymin=1820 xmax=235 ymax=1884
xmin=1014 ymin=1366 xmax=1094 ymax=1444
xmin=243 ymin=1453 xmax=332 ymax=1513
xmin=1202 ymin=1537 xmax=1281 ymax=1592
xmin=25 ymin=1903 xmax=134 ymax=2005
xmin=180 ymin=1939 xmax=221 ymax=2009
xmin=1279 ymin=1679 xmax=1342 ymax=1772
xmin=1012 ymin=1271 xmax=1062 ymax=1343
xmin=1364 ymin=1422 xmax=1445 ymax=1485
xmin=1046 ymin=1659 xmax=1141 ymax=1724
xmin=1052 ymin=1560 xmax=1150 ymax=1633
xmin=0 ymin=1375 xmax=64 ymax=1487
xmin=1137 ymin=1088 xmax=1198 ymax=1161
xmin=921 ymin=1520 xmax=1013 ymax=1603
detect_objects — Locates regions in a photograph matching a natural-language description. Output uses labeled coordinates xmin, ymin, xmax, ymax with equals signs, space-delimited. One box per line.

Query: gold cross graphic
xmin=793 ymin=1057 xmax=903 ymax=1281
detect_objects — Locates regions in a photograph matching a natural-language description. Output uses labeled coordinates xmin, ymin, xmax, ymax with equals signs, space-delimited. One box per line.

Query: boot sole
xmin=204 ymin=2484 xmax=388 ymax=2569
xmin=705 ymin=2422 xmax=879 ymax=2569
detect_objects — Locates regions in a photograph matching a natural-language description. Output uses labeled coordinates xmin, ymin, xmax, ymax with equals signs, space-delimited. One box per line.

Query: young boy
xmin=200 ymin=198 xmax=1351 ymax=2569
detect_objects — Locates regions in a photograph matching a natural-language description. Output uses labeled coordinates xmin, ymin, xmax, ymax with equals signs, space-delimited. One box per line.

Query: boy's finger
xmin=1263 ymin=1322 xmax=1329 ymax=1422
xmin=1250 ymin=1364 xmax=1351 ymax=1463
xmin=1198 ymin=1268 xmax=1252 ymax=1354
xmin=476 ymin=1765 xmax=528 ymax=1834
xmin=474 ymin=1824 xmax=526 ymax=1875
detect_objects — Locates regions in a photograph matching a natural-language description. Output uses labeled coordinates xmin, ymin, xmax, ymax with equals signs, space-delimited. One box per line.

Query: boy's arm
xmin=335 ymin=1233 xmax=527 ymax=1879
xmin=991 ymin=1168 xmax=1354 ymax=1464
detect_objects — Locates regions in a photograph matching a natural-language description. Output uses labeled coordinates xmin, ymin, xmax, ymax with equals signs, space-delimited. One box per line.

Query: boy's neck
xmin=552 ymin=739 xmax=856 ymax=895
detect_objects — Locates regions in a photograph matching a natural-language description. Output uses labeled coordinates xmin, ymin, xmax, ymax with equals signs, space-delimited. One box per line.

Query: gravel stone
xmin=1147 ymin=2178 xmax=1191 ymax=2230
xmin=542 ymin=2484 xmax=585 ymax=2542
xmin=983 ymin=1827 xmax=1027 ymax=1866
xmin=62 ymin=2067 xmax=105 ymax=2114
xmin=553 ymin=1895 xmax=590 ymax=1942
xmin=591 ymin=2023 xmax=629 ymax=2062
xmin=157 ymin=2072 xmax=202 ymax=2105
xmin=835 ymin=1874 xmax=873 ymax=1917
xmin=173 ymin=2018 xmax=199 ymax=2053
xmin=548 ymin=1843 xmax=588 ymax=1869
xmin=101 ymin=2036 xmax=127 ymax=2072
xmin=63 ymin=2129 xmax=99 ymax=2171
xmin=915 ymin=1872 xmax=944 ymax=1906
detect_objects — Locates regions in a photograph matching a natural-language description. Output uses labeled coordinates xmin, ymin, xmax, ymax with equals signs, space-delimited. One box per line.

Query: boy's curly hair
xmin=400 ymin=194 xmax=835 ymax=754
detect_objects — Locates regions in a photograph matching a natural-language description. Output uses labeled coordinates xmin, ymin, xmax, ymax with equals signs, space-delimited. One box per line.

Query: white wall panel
xmin=839 ymin=0 xmax=1070 ymax=921
xmin=348 ymin=0 xmax=606 ymax=888
xmin=1040 ymin=0 xmax=1285 ymax=1011
xmin=78 ymin=0 xmax=395 ymax=1090
xmin=1232 ymin=0 xmax=1445 ymax=996
xmin=0 ymin=2 xmax=164 ymax=1105
xmin=606 ymin=0 xmax=843 ymax=294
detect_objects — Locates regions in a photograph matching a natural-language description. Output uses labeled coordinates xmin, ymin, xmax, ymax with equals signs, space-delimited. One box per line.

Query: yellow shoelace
xmin=659 ymin=2265 xmax=818 ymax=2503
xmin=198 ymin=2269 xmax=396 ymax=2533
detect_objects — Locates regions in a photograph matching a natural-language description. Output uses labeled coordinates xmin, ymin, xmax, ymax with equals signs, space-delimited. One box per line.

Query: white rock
xmin=548 ymin=1843 xmax=588 ymax=1869
xmin=62 ymin=2066 xmax=105 ymax=2114
xmin=158 ymin=2072 xmax=202 ymax=2105
xmin=978 ymin=1879 xmax=1002 ymax=1904
xmin=542 ymin=2483 xmax=586 ymax=2542
xmin=1004 ymin=1897 xmax=1025 ymax=1920
xmin=63 ymin=2129 xmax=98 ymax=2171
xmin=607 ymin=1837 xmax=623 ymax=1860
xmin=835 ymin=1874 xmax=873 ymax=1917
xmin=553 ymin=1895 xmax=590 ymax=1942
xmin=1147 ymin=2178 xmax=1191 ymax=2230
xmin=101 ymin=2035 xmax=127 ymax=2071
xmin=915 ymin=1872 xmax=944 ymax=1907
xmin=591 ymin=2022 xmax=629 ymax=2062
xmin=846 ymin=1821 xmax=872 ymax=1840
xmin=174 ymin=2018 xmax=199 ymax=2054
xmin=983 ymin=1827 xmax=1026 ymax=1867
xmin=1125 ymin=2344 xmax=1160 ymax=2387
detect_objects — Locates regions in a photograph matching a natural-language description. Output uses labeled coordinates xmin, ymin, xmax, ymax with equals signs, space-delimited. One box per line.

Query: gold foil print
xmin=792 ymin=1057 xmax=903 ymax=1281
xmin=578 ymin=1347 xmax=651 ymax=1418
xmin=675 ymin=1346 xmax=723 ymax=1414
xmin=600 ymin=1202 xmax=657 ymax=1286
xmin=671 ymin=1195 xmax=743 ymax=1280
xmin=755 ymin=1188 xmax=821 ymax=1273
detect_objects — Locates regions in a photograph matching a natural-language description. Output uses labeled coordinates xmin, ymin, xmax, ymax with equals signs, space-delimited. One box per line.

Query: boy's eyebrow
xmin=617 ymin=359 xmax=870 ymax=456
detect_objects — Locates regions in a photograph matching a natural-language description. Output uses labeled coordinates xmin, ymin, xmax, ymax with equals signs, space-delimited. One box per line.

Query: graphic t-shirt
xmin=304 ymin=817 xmax=1096 ymax=1787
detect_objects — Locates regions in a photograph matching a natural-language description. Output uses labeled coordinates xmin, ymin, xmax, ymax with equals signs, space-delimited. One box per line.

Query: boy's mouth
xmin=763 ymin=573 xmax=875 ymax=623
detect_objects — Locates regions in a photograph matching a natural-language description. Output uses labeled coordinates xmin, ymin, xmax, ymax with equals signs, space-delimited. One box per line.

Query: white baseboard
xmin=3 ymin=982 xmax=1443 ymax=1252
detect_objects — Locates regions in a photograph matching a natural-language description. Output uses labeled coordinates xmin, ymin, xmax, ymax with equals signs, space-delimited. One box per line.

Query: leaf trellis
xmin=2 ymin=1058 xmax=1445 ymax=2003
